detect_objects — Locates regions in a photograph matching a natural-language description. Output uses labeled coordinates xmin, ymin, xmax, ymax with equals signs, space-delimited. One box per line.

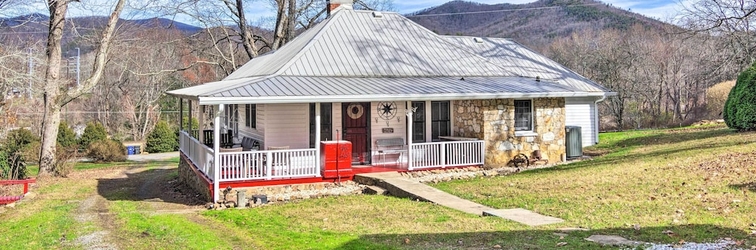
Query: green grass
xmin=109 ymin=201 xmax=235 ymax=249
xmin=26 ymin=157 xmax=181 ymax=177
xmin=0 ymin=202 xmax=79 ymax=248
xmin=4 ymin=126 xmax=754 ymax=249
xmin=433 ymin=125 xmax=756 ymax=247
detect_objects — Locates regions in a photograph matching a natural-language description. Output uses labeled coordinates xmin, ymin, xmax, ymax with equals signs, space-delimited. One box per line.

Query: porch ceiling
xmin=167 ymin=76 xmax=606 ymax=105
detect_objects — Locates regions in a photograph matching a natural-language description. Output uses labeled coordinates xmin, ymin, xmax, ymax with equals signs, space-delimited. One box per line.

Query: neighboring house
xmin=167 ymin=0 xmax=615 ymax=202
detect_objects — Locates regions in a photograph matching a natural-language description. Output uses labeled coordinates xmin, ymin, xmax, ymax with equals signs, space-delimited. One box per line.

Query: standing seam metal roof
xmin=167 ymin=8 xmax=613 ymax=104
xmin=444 ymin=36 xmax=612 ymax=93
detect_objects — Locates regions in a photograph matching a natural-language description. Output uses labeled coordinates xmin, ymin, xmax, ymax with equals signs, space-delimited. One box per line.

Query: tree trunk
xmin=39 ymin=0 xmax=126 ymax=176
xmin=38 ymin=0 xmax=68 ymax=177
xmin=235 ymin=0 xmax=258 ymax=60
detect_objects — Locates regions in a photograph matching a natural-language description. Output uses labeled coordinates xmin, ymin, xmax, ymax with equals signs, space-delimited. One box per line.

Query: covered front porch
xmin=176 ymin=101 xmax=485 ymax=202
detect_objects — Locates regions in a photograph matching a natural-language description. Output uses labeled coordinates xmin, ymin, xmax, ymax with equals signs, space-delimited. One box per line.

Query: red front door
xmin=342 ymin=102 xmax=370 ymax=165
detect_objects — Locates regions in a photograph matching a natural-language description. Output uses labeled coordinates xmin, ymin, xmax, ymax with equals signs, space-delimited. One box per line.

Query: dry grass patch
xmin=434 ymin=126 xmax=756 ymax=247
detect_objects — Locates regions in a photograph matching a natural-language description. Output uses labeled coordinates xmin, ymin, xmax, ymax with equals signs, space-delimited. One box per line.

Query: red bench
xmin=0 ymin=179 xmax=36 ymax=205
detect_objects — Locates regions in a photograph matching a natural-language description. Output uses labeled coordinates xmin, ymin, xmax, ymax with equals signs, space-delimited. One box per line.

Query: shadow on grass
xmin=521 ymin=133 xmax=753 ymax=176
xmin=729 ymin=182 xmax=756 ymax=193
xmin=336 ymin=224 xmax=752 ymax=249
xmin=604 ymin=128 xmax=736 ymax=150
xmin=96 ymin=167 xmax=205 ymax=206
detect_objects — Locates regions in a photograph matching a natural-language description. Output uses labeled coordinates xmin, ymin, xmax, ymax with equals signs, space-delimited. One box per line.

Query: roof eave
xmin=166 ymin=90 xmax=200 ymax=102
xmin=195 ymin=92 xmax=608 ymax=105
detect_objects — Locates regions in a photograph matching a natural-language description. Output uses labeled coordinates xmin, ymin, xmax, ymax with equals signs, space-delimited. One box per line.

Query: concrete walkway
xmin=355 ymin=172 xmax=564 ymax=226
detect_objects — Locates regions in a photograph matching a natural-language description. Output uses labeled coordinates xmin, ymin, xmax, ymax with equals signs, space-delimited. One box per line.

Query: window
xmin=245 ymin=104 xmax=256 ymax=129
xmin=411 ymin=102 xmax=425 ymax=143
xmin=309 ymin=103 xmax=333 ymax=147
xmin=431 ymin=101 xmax=450 ymax=141
xmin=514 ymin=100 xmax=532 ymax=131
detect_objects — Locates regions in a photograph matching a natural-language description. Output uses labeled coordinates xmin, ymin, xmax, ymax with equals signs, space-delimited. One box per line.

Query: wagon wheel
xmin=512 ymin=153 xmax=529 ymax=168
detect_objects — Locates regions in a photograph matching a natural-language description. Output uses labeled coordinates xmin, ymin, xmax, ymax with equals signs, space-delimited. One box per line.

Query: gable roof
xmin=168 ymin=9 xmax=613 ymax=105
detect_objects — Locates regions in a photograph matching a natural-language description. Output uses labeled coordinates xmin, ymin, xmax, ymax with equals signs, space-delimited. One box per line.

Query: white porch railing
xmin=179 ymin=131 xmax=215 ymax=181
xmin=410 ymin=140 xmax=485 ymax=170
xmin=180 ymin=131 xmax=319 ymax=182
xmin=217 ymin=149 xmax=318 ymax=181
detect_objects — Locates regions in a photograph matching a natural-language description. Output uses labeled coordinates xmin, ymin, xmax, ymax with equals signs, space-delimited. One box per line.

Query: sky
xmin=395 ymin=0 xmax=687 ymax=21
xmin=8 ymin=0 xmax=689 ymax=25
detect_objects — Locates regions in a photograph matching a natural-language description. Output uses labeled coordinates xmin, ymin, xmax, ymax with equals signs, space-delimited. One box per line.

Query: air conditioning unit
xmin=565 ymin=126 xmax=582 ymax=159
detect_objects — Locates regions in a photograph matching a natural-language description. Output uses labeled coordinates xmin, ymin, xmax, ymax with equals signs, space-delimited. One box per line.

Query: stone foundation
xmin=453 ymin=98 xmax=566 ymax=167
xmin=178 ymin=153 xmax=212 ymax=201
xmin=218 ymin=181 xmax=365 ymax=207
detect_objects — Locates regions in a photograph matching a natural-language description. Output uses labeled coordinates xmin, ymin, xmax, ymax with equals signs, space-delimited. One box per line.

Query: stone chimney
xmin=327 ymin=0 xmax=353 ymax=17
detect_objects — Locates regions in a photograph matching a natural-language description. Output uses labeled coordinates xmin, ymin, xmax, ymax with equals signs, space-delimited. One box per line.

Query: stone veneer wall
xmin=178 ymin=153 xmax=213 ymax=201
xmin=453 ymin=98 xmax=566 ymax=167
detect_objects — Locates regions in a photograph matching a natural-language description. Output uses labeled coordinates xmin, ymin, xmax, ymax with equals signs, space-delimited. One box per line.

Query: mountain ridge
xmin=407 ymin=0 xmax=675 ymax=48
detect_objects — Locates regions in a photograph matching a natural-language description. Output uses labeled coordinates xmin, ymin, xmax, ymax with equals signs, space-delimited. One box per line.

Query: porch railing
xmin=410 ymin=140 xmax=485 ymax=169
xmin=179 ymin=131 xmax=215 ymax=181
xmin=217 ymin=149 xmax=318 ymax=181
xmin=180 ymin=131 xmax=319 ymax=182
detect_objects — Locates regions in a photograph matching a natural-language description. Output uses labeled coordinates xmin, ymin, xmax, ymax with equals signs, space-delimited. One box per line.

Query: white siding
xmin=565 ymin=97 xmax=597 ymax=147
xmin=263 ymin=103 xmax=310 ymax=149
xmin=333 ymin=102 xmax=343 ymax=140
xmin=371 ymin=101 xmax=408 ymax=147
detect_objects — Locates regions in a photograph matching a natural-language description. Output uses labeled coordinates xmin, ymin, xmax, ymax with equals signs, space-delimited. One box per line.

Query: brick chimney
xmin=327 ymin=0 xmax=353 ymax=17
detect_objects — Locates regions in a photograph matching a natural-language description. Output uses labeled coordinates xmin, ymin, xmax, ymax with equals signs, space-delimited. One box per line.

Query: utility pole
xmin=76 ymin=47 xmax=80 ymax=87
xmin=28 ymin=48 xmax=33 ymax=99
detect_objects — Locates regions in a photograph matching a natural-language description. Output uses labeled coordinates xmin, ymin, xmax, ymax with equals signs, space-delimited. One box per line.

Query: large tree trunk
xmin=38 ymin=0 xmax=68 ymax=177
xmin=38 ymin=0 xmax=126 ymax=176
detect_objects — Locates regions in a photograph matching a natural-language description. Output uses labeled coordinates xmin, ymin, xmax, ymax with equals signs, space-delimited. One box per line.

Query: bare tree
xmin=0 ymin=0 xmax=18 ymax=11
xmin=38 ymin=0 xmax=126 ymax=176
xmin=682 ymin=0 xmax=756 ymax=72
xmin=549 ymin=23 xmax=724 ymax=129
xmin=178 ymin=0 xmax=393 ymax=78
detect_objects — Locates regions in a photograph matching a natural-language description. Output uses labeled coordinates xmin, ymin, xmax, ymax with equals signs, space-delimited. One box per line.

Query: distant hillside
xmin=1 ymin=14 xmax=202 ymax=32
xmin=0 ymin=14 xmax=202 ymax=46
xmin=408 ymin=0 xmax=674 ymax=48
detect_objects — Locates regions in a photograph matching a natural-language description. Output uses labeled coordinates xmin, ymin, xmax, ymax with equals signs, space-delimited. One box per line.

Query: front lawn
xmin=2 ymin=125 xmax=753 ymax=249
xmin=434 ymin=125 xmax=756 ymax=247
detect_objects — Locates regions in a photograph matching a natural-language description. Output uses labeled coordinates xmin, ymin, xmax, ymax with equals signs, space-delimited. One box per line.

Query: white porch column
xmin=406 ymin=101 xmax=414 ymax=171
xmin=188 ymin=100 xmax=193 ymax=136
xmin=315 ymin=103 xmax=322 ymax=177
xmin=213 ymin=104 xmax=224 ymax=202
xmin=198 ymin=104 xmax=204 ymax=142
xmin=179 ymin=98 xmax=184 ymax=132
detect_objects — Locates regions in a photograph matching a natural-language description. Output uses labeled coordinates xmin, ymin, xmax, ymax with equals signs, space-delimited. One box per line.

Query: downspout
xmin=594 ymin=94 xmax=608 ymax=145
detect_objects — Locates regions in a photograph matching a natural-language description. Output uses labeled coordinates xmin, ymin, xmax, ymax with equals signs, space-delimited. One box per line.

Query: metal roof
xmin=167 ymin=8 xmax=613 ymax=104
xmin=444 ymin=36 xmax=613 ymax=93
xmin=185 ymin=76 xmax=604 ymax=105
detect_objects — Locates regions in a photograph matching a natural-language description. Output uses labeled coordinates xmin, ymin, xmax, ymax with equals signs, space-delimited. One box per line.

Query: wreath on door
xmin=347 ymin=103 xmax=364 ymax=119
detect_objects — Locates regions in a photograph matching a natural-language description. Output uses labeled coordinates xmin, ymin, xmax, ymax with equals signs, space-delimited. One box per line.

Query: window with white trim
xmin=514 ymin=100 xmax=532 ymax=131
xmin=245 ymin=104 xmax=256 ymax=129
